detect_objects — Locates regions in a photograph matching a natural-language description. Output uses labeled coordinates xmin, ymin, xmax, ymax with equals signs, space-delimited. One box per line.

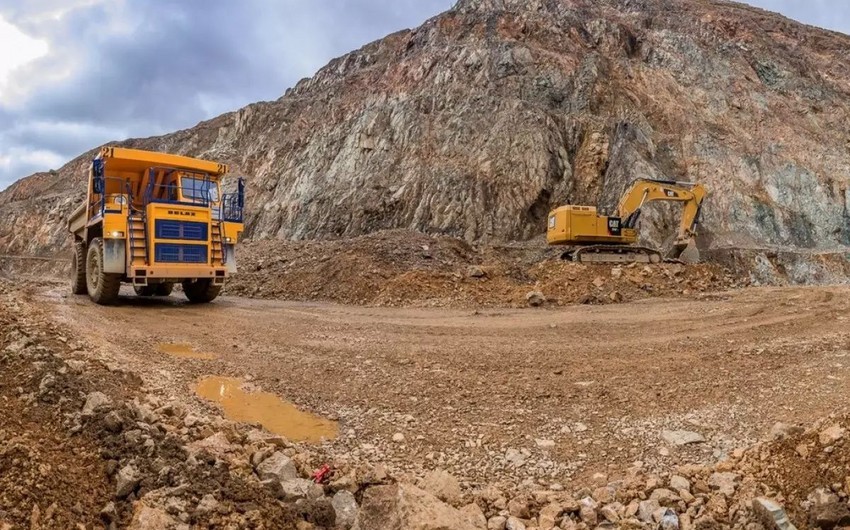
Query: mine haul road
xmin=26 ymin=280 xmax=850 ymax=485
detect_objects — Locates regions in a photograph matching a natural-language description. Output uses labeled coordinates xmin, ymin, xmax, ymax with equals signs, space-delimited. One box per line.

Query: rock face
xmin=2 ymin=0 xmax=850 ymax=281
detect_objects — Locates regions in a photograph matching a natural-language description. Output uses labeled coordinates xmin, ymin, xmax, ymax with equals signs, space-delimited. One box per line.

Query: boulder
xmin=356 ymin=483 xmax=480 ymax=530
xmin=809 ymin=501 xmax=850 ymax=530
xmin=332 ymin=490 xmax=358 ymax=529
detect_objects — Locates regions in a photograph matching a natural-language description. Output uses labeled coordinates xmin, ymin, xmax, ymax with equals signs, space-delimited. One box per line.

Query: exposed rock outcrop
xmin=1 ymin=0 xmax=849 ymax=281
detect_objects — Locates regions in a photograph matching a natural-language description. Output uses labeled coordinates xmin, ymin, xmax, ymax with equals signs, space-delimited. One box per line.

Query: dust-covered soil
xmin=3 ymin=265 xmax=850 ymax=527
xmin=3 ymin=273 xmax=850 ymax=529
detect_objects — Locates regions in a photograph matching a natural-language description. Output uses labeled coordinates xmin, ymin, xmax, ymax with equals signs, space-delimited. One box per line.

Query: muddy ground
xmin=2 ymin=268 xmax=850 ymax=528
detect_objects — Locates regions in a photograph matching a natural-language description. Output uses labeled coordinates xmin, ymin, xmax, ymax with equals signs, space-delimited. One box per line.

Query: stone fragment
xmin=115 ymin=465 xmax=139 ymax=498
xmin=638 ymin=500 xmax=661 ymax=523
xmin=769 ymin=422 xmax=803 ymax=440
xmin=660 ymin=509 xmax=680 ymax=530
xmin=331 ymin=491 xmax=357 ymax=529
xmin=280 ymin=478 xmax=316 ymax=501
xmin=195 ymin=494 xmax=220 ymax=516
xmin=538 ymin=503 xmax=562 ymax=530
xmin=670 ymin=475 xmax=691 ymax=492
xmin=819 ymin=424 xmax=846 ymax=446
xmin=421 ymin=469 xmax=462 ymax=507
xmin=708 ymin=472 xmax=738 ymax=496
xmin=661 ymin=430 xmax=705 ymax=446
xmin=505 ymin=517 xmax=526 ymax=530
xmin=526 ymin=291 xmax=546 ymax=307
xmin=487 ymin=516 xmax=507 ymax=530
xmin=256 ymin=451 xmax=298 ymax=482
xmin=356 ymin=484 xmax=479 ymax=530
xmin=459 ymin=503 xmax=487 ymax=529
xmin=82 ymin=392 xmax=112 ymax=416
xmin=752 ymin=498 xmax=797 ymax=530
xmin=127 ymin=504 xmax=177 ymax=530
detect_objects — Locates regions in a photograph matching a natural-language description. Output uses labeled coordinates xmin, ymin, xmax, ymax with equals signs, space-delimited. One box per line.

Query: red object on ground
xmin=312 ymin=464 xmax=333 ymax=484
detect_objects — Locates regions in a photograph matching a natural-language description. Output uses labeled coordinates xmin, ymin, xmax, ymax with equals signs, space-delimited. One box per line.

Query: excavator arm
xmin=615 ymin=179 xmax=707 ymax=262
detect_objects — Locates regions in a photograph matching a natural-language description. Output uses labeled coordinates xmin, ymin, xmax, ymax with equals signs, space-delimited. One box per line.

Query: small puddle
xmin=195 ymin=377 xmax=338 ymax=443
xmin=157 ymin=343 xmax=216 ymax=360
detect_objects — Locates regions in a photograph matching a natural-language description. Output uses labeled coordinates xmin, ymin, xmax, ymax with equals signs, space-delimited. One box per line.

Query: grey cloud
xmin=0 ymin=0 xmax=455 ymax=189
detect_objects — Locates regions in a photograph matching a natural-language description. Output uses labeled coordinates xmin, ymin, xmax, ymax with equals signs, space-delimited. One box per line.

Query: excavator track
xmin=561 ymin=246 xmax=663 ymax=264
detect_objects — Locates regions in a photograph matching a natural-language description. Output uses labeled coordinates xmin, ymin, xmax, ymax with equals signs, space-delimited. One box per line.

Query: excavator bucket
xmin=667 ymin=239 xmax=701 ymax=264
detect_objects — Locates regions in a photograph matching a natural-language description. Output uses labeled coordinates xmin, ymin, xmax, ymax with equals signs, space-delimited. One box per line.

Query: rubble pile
xmin=227 ymin=231 xmax=743 ymax=307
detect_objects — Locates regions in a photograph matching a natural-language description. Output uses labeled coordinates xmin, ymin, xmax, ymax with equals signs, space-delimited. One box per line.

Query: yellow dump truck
xmin=68 ymin=147 xmax=245 ymax=305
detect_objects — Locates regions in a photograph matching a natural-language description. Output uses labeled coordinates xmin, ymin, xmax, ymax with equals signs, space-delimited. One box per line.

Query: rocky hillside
xmin=1 ymin=0 xmax=849 ymax=278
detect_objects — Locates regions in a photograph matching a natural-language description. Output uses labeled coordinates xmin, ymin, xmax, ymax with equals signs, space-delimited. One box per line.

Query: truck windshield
xmin=181 ymin=177 xmax=220 ymax=203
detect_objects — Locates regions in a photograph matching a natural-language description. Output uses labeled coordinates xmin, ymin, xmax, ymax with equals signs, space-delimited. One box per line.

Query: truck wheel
xmin=156 ymin=282 xmax=174 ymax=296
xmin=134 ymin=286 xmax=156 ymax=297
xmin=86 ymin=238 xmax=121 ymax=305
xmin=70 ymin=242 xmax=87 ymax=295
xmin=182 ymin=279 xmax=221 ymax=304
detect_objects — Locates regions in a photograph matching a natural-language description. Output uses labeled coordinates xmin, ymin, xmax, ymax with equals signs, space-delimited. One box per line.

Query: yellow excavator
xmin=547 ymin=178 xmax=707 ymax=264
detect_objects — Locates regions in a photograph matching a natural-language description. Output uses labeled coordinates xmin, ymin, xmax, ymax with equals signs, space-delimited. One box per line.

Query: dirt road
xmin=30 ymin=282 xmax=850 ymax=488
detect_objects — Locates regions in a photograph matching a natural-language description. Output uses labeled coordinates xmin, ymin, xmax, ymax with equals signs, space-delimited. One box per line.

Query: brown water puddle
xmin=157 ymin=343 xmax=216 ymax=360
xmin=195 ymin=377 xmax=338 ymax=443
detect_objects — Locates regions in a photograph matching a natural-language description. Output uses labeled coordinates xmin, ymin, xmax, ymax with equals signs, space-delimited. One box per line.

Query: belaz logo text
xmin=167 ymin=210 xmax=196 ymax=217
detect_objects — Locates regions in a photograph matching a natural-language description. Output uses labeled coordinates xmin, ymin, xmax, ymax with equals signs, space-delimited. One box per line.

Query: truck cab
xmin=68 ymin=147 xmax=245 ymax=305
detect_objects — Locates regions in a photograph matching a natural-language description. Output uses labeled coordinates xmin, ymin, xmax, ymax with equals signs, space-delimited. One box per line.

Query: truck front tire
xmin=70 ymin=242 xmax=87 ymax=295
xmin=86 ymin=238 xmax=121 ymax=305
xmin=182 ymin=279 xmax=221 ymax=304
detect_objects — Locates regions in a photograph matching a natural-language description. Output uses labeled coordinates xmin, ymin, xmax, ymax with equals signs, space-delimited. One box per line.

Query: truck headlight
xmin=111 ymin=231 xmax=125 ymax=238
xmin=225 ymin=237 xmax=232 ymax=243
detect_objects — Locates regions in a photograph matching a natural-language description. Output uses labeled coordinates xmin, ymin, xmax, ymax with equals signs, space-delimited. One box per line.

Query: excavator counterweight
xmin=547 ymin=179 xmax=707 ymax=264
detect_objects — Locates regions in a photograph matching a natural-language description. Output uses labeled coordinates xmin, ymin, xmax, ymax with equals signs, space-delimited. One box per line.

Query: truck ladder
xmin=128 ymin=211 xmax=149 ymax=266
xmin=210 ymin=221 xmax=226 ymax=265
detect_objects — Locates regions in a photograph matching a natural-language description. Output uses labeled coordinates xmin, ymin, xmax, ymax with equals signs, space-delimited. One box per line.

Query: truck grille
xmin=154 ymin=244 xmax=208 ymax=264
xmin=155 ymin=220 xmax=208 ymax=241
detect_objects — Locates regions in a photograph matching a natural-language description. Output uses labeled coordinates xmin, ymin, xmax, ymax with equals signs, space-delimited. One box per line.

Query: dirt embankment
xmin=226 ymin=231 xmax=743 ymax=307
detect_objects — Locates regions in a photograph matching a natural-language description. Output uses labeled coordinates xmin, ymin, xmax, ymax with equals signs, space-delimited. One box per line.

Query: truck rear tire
xmin=70 ymin=242 xmax=87 ymax=295
xmin=86 ymin=238 xmax=121 ymax=305
xmin=182 ymin=279 xmax=221 ymax=304
xmin=156 ymin=282 xmax=174 ymax=296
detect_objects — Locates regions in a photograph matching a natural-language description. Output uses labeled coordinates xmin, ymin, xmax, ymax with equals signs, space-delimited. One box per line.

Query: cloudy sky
xmin=0 ymin=0 xmax=847 ymax=191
